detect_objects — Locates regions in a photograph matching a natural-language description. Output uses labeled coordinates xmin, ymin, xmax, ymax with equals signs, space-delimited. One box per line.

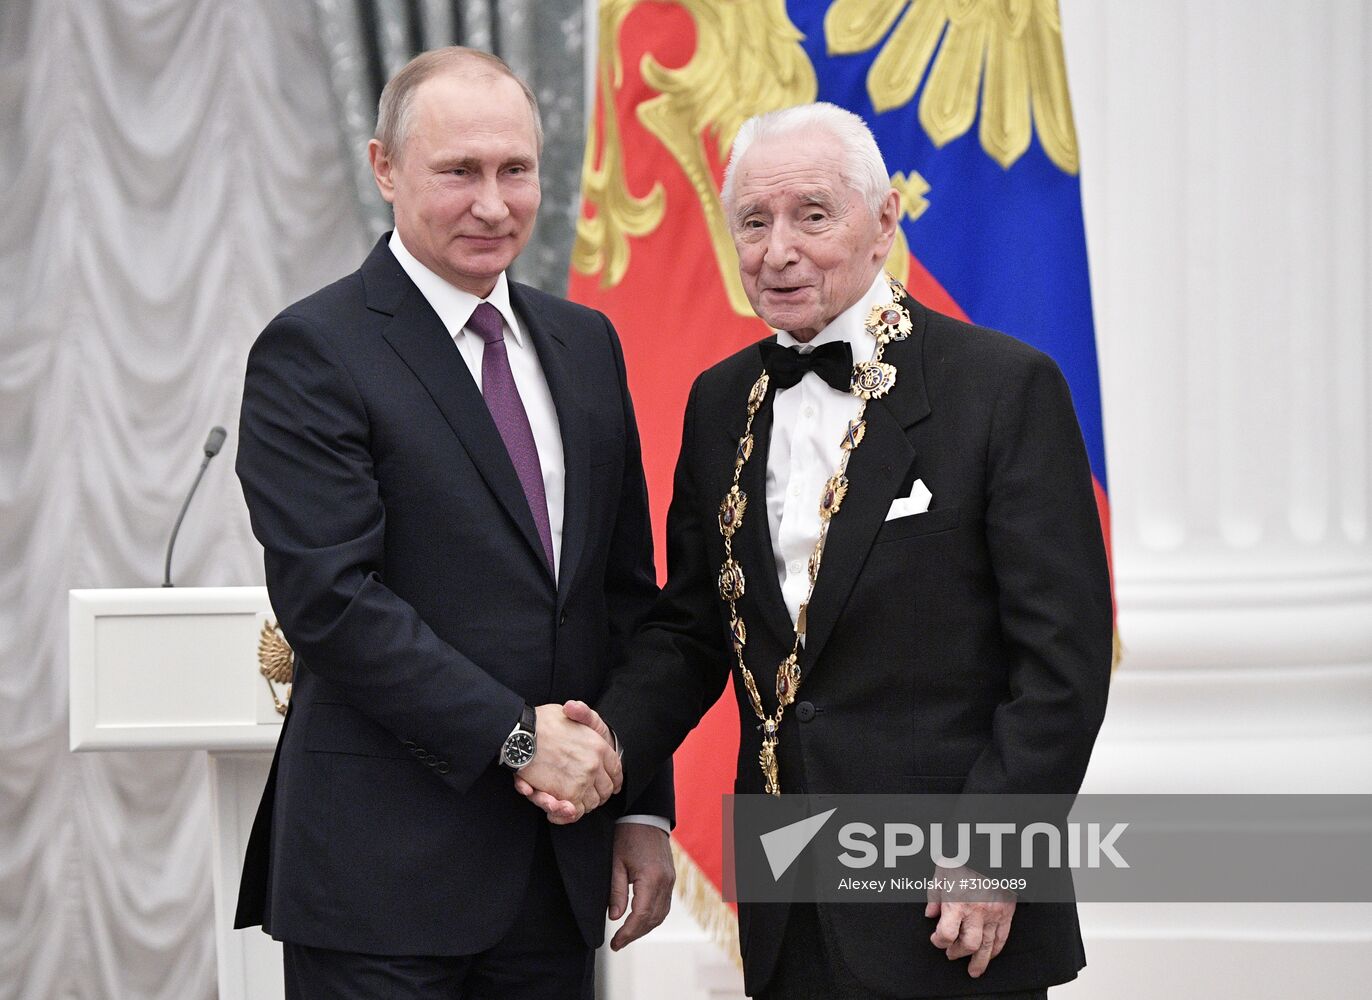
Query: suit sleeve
xmin=598 ymin=377 xmax=734 ymax=807
xmin=963 ymin=349 xmax=1113 ymax=798
xmin=237 ymin=313 xmax=525 ymax=795
xmin=598 ymin=313 xmax=675 ymax=822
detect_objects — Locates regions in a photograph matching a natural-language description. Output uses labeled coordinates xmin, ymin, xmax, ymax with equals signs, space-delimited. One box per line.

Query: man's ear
xmin=368 ymin=139 xmax=397 ymax=205
xmin=874 ymin=188 xmax=901 ymax=261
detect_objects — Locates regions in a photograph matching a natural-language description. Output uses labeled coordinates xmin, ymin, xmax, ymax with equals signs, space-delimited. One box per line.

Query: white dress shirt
xmin=766 ymin=273 xmax=894 ymax=627
xmin=388 ymin=232 xmax=667 ymax=833
xmin=389 ymin=231 xmax=566 ymax=580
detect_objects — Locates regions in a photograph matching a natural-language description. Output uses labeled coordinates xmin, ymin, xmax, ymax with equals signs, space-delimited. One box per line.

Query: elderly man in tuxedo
xmin=523 ymin=102 xmax=1112 ymax=998
xmin=234 ymin=47 xmax=674 ymax=999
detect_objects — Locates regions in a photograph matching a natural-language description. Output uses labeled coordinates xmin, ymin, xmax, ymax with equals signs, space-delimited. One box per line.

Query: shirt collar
xmin=388 ymin=230 xmax=522 ymax=347
xmin=774 ymin=272 xmax=894 ymax=359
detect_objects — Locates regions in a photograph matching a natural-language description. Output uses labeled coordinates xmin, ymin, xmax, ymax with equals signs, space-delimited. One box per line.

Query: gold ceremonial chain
xmin=719 ymin=276 xmax=912 ymax=795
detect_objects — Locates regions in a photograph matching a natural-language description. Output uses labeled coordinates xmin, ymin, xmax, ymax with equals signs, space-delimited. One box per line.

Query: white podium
xmin=68 ymin=587 xmax=287 ymax=1000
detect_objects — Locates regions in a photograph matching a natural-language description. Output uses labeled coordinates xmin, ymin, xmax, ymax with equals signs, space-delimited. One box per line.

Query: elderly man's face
xmin=730 ymin=132 xmax=898 ymax=341
xmin=370 ymin=71 xmax=540 ymax=297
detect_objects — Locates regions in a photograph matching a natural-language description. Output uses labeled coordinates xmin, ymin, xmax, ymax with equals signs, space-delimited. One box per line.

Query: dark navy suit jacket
xmin=234 ymin=236 xmax=672 ymax=955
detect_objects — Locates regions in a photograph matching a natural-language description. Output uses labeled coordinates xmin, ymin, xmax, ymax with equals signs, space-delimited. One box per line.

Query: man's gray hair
xmin=374 ymin=47 xmax=544 ymax=159
xmin=721 ymin=102 xmax=890 ymax=217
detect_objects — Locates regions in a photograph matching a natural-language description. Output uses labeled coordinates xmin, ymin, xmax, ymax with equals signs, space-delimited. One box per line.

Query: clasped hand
xmin=513 ymin=701 xmax=620 ymax=823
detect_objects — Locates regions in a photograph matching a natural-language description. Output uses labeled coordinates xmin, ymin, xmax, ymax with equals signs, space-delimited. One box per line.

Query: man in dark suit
xmin=235 ymin=47 xmax=674 ymax=999
xmin=524 ymin=102 xmax=1112 ymax=998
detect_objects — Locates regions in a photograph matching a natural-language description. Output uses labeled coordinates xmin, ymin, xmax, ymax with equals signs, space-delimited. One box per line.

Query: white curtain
xmin=0 ymin=0 xmax=369 ymax=995
xmin=311 ymin=0 xmax=587 ymax=291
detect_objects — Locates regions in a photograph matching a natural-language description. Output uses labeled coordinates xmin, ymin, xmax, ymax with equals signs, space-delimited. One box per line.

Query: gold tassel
xmin=670 ymin=839 xmax=742 ymax=970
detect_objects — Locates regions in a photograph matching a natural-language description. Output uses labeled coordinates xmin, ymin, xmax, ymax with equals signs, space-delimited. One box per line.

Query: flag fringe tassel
xmin=670 ymin=838 xmax=742 ymax=970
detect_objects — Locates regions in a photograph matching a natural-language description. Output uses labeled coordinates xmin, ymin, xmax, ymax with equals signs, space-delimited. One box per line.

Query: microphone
xmin=162 ymin=426 xmax=228 ymax=587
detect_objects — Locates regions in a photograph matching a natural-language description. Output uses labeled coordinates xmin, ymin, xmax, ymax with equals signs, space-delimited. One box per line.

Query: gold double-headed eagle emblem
xmin=257 ymin=621 xmax=293 ymax=715
xmin=573 ymin=0 xmax=1079 ymax=310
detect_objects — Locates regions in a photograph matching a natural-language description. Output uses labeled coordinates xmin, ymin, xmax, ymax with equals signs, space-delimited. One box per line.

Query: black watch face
xmin=505 ymin=732 xmax=536 ymax=768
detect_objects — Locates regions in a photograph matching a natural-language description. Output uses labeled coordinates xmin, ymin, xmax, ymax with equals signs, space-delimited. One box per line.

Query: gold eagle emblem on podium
xmin=257 ymin=620 xmax=293 ymax=716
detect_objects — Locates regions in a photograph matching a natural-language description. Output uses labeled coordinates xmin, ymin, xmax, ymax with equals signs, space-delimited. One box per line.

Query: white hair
xmin=721 ymin=102 xmax=890 ymax=218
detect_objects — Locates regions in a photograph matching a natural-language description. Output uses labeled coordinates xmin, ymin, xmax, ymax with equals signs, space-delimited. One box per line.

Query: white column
xmin=1065 ymin=0 xmax=1372 ymax=793
xmin=208 ymin=753 xmax=284 ymax=1000
xmin=1060 ymin=2 xmax=1372 ymax=995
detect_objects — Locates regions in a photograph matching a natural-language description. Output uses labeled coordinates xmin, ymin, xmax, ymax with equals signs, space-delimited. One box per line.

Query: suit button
xmin=795 ymin=701 xmax=816 ymax=723
xmin=559 ymin=611 xmax=569 ymax=626
xmin=435 ymin=762 xmax=450 ymax=774
xmin=403 ymin=739 xmax=417 ymax=749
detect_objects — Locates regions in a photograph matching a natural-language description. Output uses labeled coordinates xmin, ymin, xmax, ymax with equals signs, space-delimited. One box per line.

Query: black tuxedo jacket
xmin=600 ymin=295 xmax=1112 ymax=997
xmin=234 ymin=236 xmax=671 ymax=956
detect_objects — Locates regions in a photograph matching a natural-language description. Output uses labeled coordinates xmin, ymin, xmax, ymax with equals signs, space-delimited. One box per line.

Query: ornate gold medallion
xmin=759 ymin=736 xmax=780 ymax=797
xmin=747 ymin=372 xmax=770 ymax=415
xmin=866 ymin=301 xmax=913 ymax=342
xmin=730 ymin=615 xmax=747 ymax=652
xmin=840 ymin=419 xmax=866 ymax=451
xmin=718 ymin=486 xmax=748 ymax=537
xmin=718 ymin=558 xmax=746 ymax=601
xmin=819 ymin=474 xmax=849 ymax=521
xmin=851 ymin=361 xmax=897 ymax=400
xmin=774 ymin=653 xmax=801 ymax=707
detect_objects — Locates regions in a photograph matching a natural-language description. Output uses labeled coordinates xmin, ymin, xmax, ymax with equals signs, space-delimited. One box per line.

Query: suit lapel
xmin=510 ymin=283 xmax=590 ymax=611
xmin=800 ymin=295 xmax=933 ymax=670
xmin=731 ymin=346 xmax=799 ymax=652
xmin=363 ymin=243 xmax=553 ymax=583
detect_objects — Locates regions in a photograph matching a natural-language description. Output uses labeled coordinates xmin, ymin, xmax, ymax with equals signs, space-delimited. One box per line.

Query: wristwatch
xmin=499 ymin=704 xmax=538 ymax=769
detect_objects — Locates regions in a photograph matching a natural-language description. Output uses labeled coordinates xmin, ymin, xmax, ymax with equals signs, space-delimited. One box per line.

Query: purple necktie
xmin=466 ymin=302 xmax=555 ymax=573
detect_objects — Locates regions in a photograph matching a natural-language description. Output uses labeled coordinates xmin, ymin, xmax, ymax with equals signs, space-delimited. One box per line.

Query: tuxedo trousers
xmin=282 ymin=825 xmax=594 ymax=1000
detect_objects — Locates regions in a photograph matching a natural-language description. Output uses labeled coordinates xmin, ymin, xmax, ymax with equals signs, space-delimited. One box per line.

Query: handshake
xmin=513 ymin=701 xmax=621 ymax=824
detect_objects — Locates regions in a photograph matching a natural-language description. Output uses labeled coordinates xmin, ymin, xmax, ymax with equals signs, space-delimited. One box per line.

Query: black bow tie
xmin=758 ymin=340 xmax=854 ymax=393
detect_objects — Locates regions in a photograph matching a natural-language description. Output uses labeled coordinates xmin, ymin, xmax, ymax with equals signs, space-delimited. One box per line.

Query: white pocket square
xmin=885 ymin=479 xmax=932 ymax=521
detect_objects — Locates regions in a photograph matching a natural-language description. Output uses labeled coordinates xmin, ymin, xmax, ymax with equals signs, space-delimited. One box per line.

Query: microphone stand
xmin=163 ymin=426 xmax=226 ymax=587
